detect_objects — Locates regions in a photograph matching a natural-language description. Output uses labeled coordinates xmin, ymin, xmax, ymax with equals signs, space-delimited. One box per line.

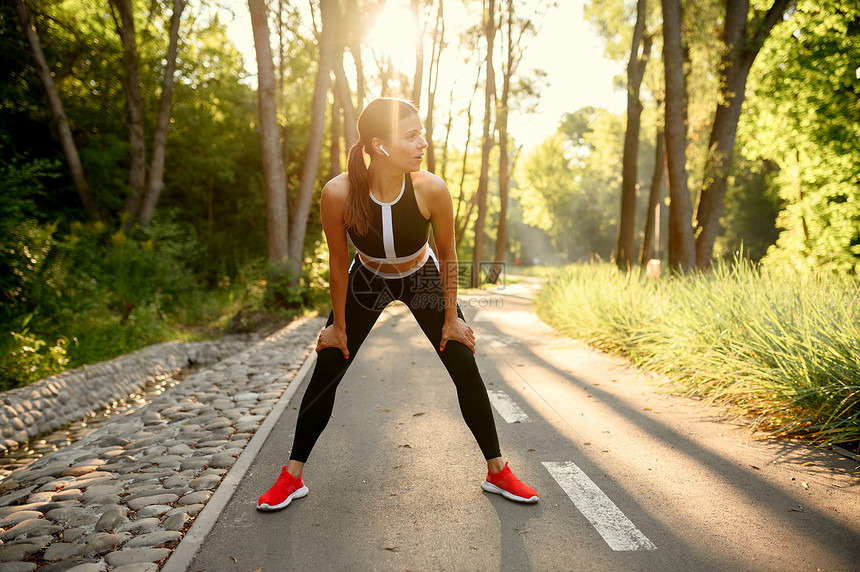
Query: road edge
xmin=161 ymin=345 xmax=319 ymax=572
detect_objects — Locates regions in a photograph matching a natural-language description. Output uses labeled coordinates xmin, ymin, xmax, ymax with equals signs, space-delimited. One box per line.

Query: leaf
xmin=381 ymin=546 xmax=399 ymax=551
xmin=412 ymin=412 xmax=425 ymax=416
xmin=399 ymin=444 xmax=412 ymax=448
xmin=749 ymin=465 xmax=761 ymax=470
xmin=230 ymin=556 xmax=237 ymax=563
xmin=378 ymin=408 xmax=390 ymax=412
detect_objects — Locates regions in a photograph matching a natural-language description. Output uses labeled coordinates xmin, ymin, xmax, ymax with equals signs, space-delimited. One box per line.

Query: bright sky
xmin=222 ymin=0 xmax=625 ymax=153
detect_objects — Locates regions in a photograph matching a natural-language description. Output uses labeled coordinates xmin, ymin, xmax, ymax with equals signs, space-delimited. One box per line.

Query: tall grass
xmin=536 ymin=261 xmax=860 ymax=447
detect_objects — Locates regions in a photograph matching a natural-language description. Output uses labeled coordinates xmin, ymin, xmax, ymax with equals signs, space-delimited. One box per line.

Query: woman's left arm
xmin=426 ymin=175 xmax=476 ymax=354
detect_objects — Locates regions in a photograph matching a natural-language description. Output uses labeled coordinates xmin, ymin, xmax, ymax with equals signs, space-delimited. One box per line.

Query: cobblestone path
xmin=0 ymin=316 xmax=324 ymax=571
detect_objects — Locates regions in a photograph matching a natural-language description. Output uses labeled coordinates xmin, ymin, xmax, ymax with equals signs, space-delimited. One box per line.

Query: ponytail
xmin=346 ymin=141 xmax=372 ymax=236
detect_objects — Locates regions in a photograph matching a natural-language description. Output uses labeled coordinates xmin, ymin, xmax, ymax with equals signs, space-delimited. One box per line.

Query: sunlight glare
xmin=365 ymin=2 xmax=418 ymax=76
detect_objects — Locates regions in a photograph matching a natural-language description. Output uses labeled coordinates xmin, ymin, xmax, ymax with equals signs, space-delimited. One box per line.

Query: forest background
xmin=1 ymin=0 xmax=858 ymax=398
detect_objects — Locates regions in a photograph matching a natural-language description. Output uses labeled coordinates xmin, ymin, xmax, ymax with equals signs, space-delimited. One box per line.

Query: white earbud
xmin=379 ymin=145 xmax=390 ymax=157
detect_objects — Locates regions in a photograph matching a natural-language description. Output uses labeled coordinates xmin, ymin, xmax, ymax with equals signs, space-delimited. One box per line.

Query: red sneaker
xmin=257 ymin=467 xmax=309 ymax=511
xmin=482 ymin=463 xmax=539 ymax=503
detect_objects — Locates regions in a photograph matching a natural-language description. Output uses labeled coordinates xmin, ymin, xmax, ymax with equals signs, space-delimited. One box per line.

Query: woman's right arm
xmin=317 ymin=180 xmax=350 ymax=358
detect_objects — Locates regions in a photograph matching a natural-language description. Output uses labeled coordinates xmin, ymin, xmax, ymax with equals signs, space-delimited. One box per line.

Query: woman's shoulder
xmin=322 ymin=173 xmax=350 ymax=201
xmin=410 ymin=170 xmax=449 ymax=197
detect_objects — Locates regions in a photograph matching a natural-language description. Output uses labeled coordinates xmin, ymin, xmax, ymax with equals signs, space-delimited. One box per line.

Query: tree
xmin=472 ymin=0 xmax=496 ymax=287
xmin=137 ymin=0 xmax=187 ymax=228
xmin=108 ymin=0 xmax=147 ymax=227
xmin=347 ymin=0 xmax=366 ymax=108
xmin=410 ymin=0 xmax=425 ymax=104
xmin=490 ymin=0 xmax=534 ymax=278
xmin=248 ymin=0 xmax=290 ymax=272
xmin=615 ymin=0 xmax=651 ymax=270
xmin=693 ymin=0 xmax=794 ymax=269
xmin=331 ymin=2 xmax=358 ymax=146
xmin=424 ymin=0 xmax=445 ymax=173
xmin=661 ymin=0 xmax=695 ymax=271
xmin=11 ymin=0 xmax=98 ymax=221
xmin=454 ymin=68 xmax=482 ymax=249
xmin=288 ymin=0 xmax=335 ymax=280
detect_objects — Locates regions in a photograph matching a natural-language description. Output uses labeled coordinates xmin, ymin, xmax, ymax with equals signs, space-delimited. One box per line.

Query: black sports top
xmin=347 ymin=173 xmax=431 ymax=264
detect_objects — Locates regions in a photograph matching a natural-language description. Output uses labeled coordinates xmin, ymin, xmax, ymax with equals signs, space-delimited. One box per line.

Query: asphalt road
xmin=188 ymin=282 xmax=860 ymax=572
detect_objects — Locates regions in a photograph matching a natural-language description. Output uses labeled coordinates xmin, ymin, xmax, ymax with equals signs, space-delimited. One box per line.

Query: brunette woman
xmin=257 ymin=98 xmax=538 ymax=510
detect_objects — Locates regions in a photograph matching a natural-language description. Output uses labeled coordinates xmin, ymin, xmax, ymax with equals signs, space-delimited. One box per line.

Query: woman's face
xmin=381 ymin=113 xmax=428 ymax=172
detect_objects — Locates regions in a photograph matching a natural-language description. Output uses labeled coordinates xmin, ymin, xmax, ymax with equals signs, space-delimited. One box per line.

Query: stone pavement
xmin=0 ymin=316 xmax=325 ymax=571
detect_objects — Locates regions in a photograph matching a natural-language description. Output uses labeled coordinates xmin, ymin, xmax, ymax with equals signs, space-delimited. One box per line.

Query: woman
xmin=257 ymin=98 xmax=538 ymax=511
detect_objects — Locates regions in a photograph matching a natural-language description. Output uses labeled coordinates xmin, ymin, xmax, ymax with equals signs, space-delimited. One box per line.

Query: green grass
xmin=536 ymin=261 xmax=860 ymax=448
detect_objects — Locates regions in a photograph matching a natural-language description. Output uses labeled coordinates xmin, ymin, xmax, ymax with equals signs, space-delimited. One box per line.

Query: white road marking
xmin=543 ymin=461 xmax=657 ymax=551
xmin=487 ymin=390 xmax=530 ymax=423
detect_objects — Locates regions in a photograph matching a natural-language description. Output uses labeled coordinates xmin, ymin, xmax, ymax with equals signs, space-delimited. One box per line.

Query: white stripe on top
xmin=368 ymin=176 xmax=405 ymax=259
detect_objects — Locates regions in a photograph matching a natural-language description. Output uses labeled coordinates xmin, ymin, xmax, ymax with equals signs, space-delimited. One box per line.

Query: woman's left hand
xmin=440 ymin=318 xmax=476 ymax=354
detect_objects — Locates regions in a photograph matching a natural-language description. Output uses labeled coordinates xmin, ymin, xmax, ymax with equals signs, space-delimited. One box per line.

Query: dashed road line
xmin=487 ymin=389 xmax=530 ymax=423
xmin=543 ymin=461 xmax=657 ymax=552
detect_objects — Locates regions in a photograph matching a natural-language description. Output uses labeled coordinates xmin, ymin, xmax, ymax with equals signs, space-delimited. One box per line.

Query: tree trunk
xmin=12 ymin=0 xmax=99 ymax=221
xmin=693 ymin=0 xmax=791 ymax=269
xmin=490 ymin=0 xmax=516 ymax=281
xmin=110 ymin=0 xmax=147 ymax=227
xmin=472 ymin=0 xmax=496 ymax=287
xmin=425 ymin=0 xmax=444 ymax=174
xmin=440 ymin=88 xmax=454 ymax=181
xmin=639 ymin=126 xmax=665 ymax=266
xmin=347 ymin=0 xmax=365 ymax=109
xmin=138 ymin=0 xmax=186 ymax=228
xmin=661 ymin=0 xmax=696 ymax=272
xmin=615 ymin=0 xmax=650 ymax=270
xmin=248 ymin=0 xmax=289 ymax=269
xmin=278 ymin=0 xmax=291 ymax=209
xmin=288 ymin=0 xmax=335 ymax=278
xmin=332 ymin=52 xmax=358 ymax=145
xmin=329 ymin=94 xmax=342 ymax=179
xmin=454 ymin=68 xmax=481 ymax=247
xmin=410 ymin=0 xmax=424 ymax=105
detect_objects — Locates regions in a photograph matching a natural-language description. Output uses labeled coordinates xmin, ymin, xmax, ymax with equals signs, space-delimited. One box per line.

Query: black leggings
xmin=289 ymin=255 xmax=501 ymax=463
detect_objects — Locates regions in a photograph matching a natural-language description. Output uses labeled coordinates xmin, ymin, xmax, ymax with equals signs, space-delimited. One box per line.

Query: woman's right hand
xmin=316 ymin=325 xmax=349 ymax=359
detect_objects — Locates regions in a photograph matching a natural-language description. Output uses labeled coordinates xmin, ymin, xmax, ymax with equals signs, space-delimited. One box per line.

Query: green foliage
xmin=2 ymin=317 xmax=70 ymax=390
xmin=537 ymin=262 xmax=860 ymax=446
xmin=0 ymin=0 xmax=330 ymax=390
xmin=0 ymin=155 xmax=61 ymax=326
xmin=516 ymin=106 xmax=658 ymax=263
xmin=737 ymin=1 xmax=860 ymax=273
xmin=0 ymin=219 xmax=197 ymax=388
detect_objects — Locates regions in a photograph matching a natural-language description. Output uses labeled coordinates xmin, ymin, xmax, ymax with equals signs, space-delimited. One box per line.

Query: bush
xmin=0 ymin=316 xmax=70 ymax=391
xmin=0 ymin=219 xmax=198 ymax=387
